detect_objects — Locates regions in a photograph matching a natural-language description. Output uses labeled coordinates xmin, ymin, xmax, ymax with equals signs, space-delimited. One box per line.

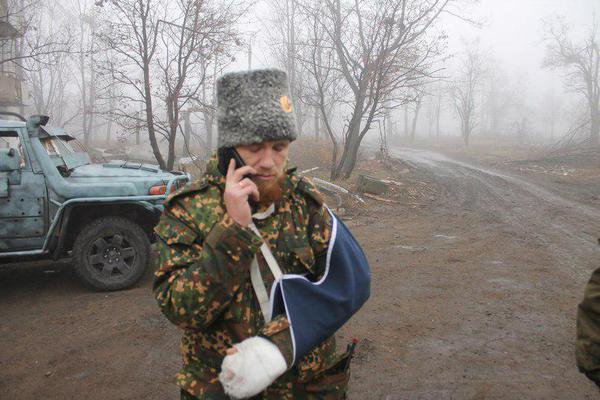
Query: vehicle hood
xmin=65 ymin=160 xmax=187 ymax=196
xmin=69 ymin=160 xmax=173 ymax=178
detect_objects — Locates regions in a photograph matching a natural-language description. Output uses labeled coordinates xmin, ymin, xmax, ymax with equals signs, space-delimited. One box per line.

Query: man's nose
xmin=257 ymin=150 xmax=275 ymax=170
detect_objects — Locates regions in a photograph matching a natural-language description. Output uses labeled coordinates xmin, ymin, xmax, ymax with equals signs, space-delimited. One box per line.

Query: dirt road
xmin=1 ymin=147 xmax=599 ymax=399
xmin=344 ymin=146 xmax=600 ymax=399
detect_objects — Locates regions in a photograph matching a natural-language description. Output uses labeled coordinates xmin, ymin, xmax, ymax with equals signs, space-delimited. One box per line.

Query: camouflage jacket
xmin=153 ymin=158 xmax=351 ymax=399
xmin=576 ymin=266 xmax=600 ymax=388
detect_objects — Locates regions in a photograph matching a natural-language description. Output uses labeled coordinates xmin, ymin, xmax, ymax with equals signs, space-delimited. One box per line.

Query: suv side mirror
xmin=0 ymin=148 xmax=21 ymax=171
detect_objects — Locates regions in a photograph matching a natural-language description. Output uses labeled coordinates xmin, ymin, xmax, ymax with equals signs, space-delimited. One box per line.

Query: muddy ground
xmin=2 ymin=143 xmax=600 ymax=399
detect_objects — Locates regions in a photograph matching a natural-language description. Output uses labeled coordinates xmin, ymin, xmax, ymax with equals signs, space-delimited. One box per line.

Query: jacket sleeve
xmin=576 ymin=266 xmax=600 ymax=387
xmin=259 ymin=200 xmax=333 ymax=367
xmin=153 ymin=201 xmax=263 ymax=330
xmin=306 ymin=202 xmax=333 ymax=279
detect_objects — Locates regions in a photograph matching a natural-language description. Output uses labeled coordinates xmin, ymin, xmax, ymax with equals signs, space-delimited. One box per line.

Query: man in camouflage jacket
xmin=153 ymin=69 xmax=359 ymax=399
xmin=576 ymin=266 xmax=600 ymax=389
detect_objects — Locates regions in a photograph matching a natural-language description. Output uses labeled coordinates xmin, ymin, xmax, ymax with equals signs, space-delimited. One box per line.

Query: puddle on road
xmin=487 ymin=277 xmax=533 ymax=291
xmin=394 ymin=245 xmax=428 ymax=252
xmin=433 ymin=234 xmax=458 ymax=240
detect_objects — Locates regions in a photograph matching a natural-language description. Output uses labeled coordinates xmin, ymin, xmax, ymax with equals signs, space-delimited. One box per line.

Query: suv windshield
xmin=40 ymin=137 xmax=75 ymax=156
xmin=39 ymin=135 xmax=91 ymax=172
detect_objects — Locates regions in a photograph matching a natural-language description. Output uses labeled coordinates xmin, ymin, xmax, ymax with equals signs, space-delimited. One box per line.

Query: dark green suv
xmin=0 ymin=114 xmax=189 ymax=290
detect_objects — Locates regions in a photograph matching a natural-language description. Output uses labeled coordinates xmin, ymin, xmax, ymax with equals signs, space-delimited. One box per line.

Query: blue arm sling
xmin=269 ymin=210 xmax=371 ymax=364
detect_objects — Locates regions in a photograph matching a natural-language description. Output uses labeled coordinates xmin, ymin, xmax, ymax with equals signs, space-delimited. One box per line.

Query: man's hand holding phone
xmin=224 ymin=159 xmax=259 ymax=227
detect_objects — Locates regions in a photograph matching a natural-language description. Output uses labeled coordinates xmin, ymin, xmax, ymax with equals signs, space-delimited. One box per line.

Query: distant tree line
xmin=3 ymin=0 xmax=598 ymax=176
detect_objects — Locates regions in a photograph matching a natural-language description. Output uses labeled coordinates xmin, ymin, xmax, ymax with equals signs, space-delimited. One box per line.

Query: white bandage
xmin=218 ymin=336 xmax=287 ymax=399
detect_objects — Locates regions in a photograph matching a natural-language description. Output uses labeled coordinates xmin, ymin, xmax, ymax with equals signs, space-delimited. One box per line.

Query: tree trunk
xmin=384 ymin=112 xmax=391 ymax=144
xmin=105 ymin=115 xmax=113 ymax=146
xmin=201 ymin=72 xmax=216 ymax=155
xmin=166 ymin=97 xmax=179 ymax=171
xmin=404 ymin=104 xmax=409 ymax=138
xmin=410 ymin=97 xmax=422 ymax=143
xmin=167 ymin=109 xmax=177 ymax=171
xmin=106 ymin=87 xmax=115 ymax=145
xmin=79 ymin=50 xmax=88 ymax=146
xmin=183 ymin=111 xmax=191 ymax=154
xmin=463 ymin=119 xmax=470 ymax=146
xmin=435 ymin=103 xmax=441 ymax=138
xmin=339 ymin=135 xmax=360 ymax=179
xmin=491 ymin=114 xmax=499 ymax=137
xmin=590 ymin=105 xmax=599 ymax=145
xmin=145 ymin=81 xmax=166 ymax=169
xmin=332 ymin=122 xmax=360 ymax=179
xmin=203 ymin=110 xmax=214 ymax=154
xmin=86 ymin=17 xmax=97 ymax=145
xmin=314 ymin=109 xmax=320 ymax=138
xmin=167 ymin=136 xmax=176 ymax=171
xmin=331 ymin=106 xmax=362 ymax=179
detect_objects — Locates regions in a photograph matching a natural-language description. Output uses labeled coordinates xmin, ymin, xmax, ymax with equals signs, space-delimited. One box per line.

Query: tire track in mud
xmin=390 ymin=147 xmax=600 ymax=283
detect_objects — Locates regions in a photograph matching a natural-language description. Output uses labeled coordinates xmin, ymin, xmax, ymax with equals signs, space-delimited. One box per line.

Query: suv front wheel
xmin=73 ymin=216 xmax=150 ymax=291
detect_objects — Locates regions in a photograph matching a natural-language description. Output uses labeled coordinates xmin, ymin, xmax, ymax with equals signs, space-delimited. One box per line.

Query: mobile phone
xmin=218 ymin=147 xmax=246 ymax=176
xmin=217 ymin=147 xmax=258 ymax=212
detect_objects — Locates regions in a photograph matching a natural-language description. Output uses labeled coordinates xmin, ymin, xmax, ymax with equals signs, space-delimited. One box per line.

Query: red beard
xmin=254 ymin=173 xmax=285 ymax=207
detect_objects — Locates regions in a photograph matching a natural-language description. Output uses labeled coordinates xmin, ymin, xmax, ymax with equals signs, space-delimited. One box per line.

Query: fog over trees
xmin=543 ymin=16 xmax=600 ymax=145
xmin=1 ymin=0 xmax=598 ymax=176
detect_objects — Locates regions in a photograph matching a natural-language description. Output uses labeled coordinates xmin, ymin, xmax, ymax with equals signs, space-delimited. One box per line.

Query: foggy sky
xmin=445 ymin=0 xmax=600 ymax=92
xmin=226 ymin=0 xmax=600 ymax=141
xmin=240 ymin=0 xmax=600 ymax=87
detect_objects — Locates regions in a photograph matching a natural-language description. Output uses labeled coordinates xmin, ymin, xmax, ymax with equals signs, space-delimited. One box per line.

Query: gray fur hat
xmin=217 ymin=69 xmax=298 ymax=148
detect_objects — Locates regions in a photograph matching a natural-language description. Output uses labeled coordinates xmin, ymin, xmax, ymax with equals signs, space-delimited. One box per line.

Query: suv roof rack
xmin=0 ymin=111 xmax=26 ymax=122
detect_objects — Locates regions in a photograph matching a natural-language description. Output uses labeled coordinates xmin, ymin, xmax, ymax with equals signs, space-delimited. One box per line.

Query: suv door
xmin=0 ymin=128 xmax=48 ymax=252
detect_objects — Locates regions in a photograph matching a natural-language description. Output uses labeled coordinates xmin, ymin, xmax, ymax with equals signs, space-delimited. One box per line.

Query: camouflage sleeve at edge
xmin=308 ymin=203 xmax=333 ymax=280
xmin=577 ymin=266 xmax=600 ymax=387
xmin=260 ymin=314 xmax=294 ymax=367
xmin=153 ymin=205 xmax=262 ymax=330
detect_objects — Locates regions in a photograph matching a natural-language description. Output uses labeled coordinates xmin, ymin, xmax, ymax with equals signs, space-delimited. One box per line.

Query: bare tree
xmin=294 ymin=0 xmax=345 ymax=174
xmin=265 ymin=0 xmax=309 ymax=135
xmin=296 ymin=0 xmax=449 ymax=179
xmin=26 ymin=51 xmax=74 ymax=125
xmin=200 ymin=75 xmax=216 ymax=152
xmin=544 ymin=17 xmax=600 ymax=145
xmin=154 ymin=0 xmax=244 ymax=170
xmin=96 ymin=0 xmax=164 ymax=165
xmin=429 ymin=83 xmax=444 ymax=138
xmin=451 ymin=40 xmax=484 ymax=146
xmin=22 ymin=1 xmax=74 ymax=125
xmin=508 ymin=73 xmax=533 ymax=142
xmin=1 ymin=0 xmax=72 ymax=116
xmin=541 ymin=87 xmax=562 ymax=141
xmin=96 ymin=0 xmax=243 ymax=170
xmin=0 ymin=0 xmax=71 ymax=70
xmin=409 ymin=90 xmax=424 ymax=142
xmin=198 ymin=59 xmax=232 ymax=155
xmin=70 ymin=0 xmax=101 ymax=145
xmin=480 ymin=63 xmax=511 ymax=137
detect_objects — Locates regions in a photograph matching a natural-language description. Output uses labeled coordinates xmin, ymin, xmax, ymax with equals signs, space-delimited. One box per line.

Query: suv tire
xmin=73 ymin=216 xmax=150 ymax=291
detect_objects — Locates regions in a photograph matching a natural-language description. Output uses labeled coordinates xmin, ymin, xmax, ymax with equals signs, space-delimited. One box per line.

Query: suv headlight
xmin=149 ymin=184 xmax=174 ymax=195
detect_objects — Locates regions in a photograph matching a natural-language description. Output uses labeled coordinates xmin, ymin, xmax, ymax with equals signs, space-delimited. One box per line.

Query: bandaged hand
xmin=218 ymin=336 xmax=287 ymax=399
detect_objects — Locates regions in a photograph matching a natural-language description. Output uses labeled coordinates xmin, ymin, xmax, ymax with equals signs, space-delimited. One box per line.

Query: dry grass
xmin=288 ymin=136 xmax=334 ymax=173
